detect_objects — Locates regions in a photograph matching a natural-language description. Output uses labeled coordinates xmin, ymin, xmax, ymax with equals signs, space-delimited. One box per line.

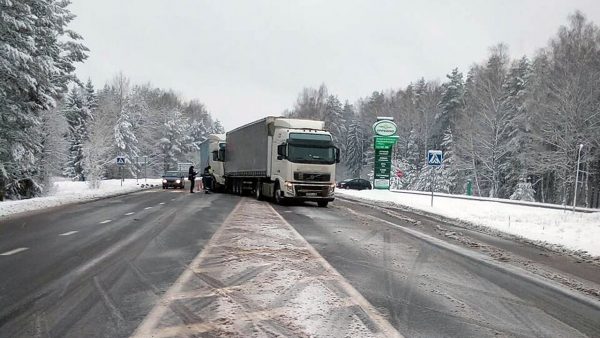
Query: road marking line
xmin=132 ymin=200 xmax=244 ymax=338
xmin=100 ymin=220 xmax=112 ymax=224
xmin=171 ymin=198 xmax=176 ymax=201
xmin=144 ymin=207 xmax=152 ymax=210
xmin=159 ymin=202 xmax=165 ymax=205
xmin=0 ymin=247 xmax=29 ymax=256
xmin=270 ymin=203 xmax=403 ymax=338
xmin=59 ymin=231 xmax=78 ymax=236
xmin=125 ymin=212 xmax=135 ymax=216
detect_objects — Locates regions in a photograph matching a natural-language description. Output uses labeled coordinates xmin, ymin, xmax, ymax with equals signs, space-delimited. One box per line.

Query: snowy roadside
xmin=337 ymin=189 xmax=600 ymax=257
xmin=0 ymin=179 xmax=162 ymax=218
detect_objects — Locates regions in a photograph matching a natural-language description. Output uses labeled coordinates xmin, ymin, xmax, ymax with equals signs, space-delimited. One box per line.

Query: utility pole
xmin=573 ymin=144 xmax=583 ymax=212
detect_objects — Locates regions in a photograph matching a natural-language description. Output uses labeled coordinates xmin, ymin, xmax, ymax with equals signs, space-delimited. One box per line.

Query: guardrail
xmin=389 ymin=189 xmax=599 ymax=213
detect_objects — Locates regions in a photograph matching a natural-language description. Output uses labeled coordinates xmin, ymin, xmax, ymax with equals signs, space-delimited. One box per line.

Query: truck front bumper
xmin=281 ymin=182 xmax=335 ymax=201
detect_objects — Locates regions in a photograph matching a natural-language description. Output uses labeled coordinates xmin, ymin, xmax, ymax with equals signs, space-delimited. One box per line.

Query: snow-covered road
xmin=133 ymin=198 xmax=400 ymax=338
xmin=0 ymin=179 xmax=161 ymax=218
xmin=338 ymin=189 xmax=600 ymax=257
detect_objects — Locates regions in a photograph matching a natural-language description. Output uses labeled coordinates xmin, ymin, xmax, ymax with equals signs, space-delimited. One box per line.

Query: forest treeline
xmin=285 ymin=12 xmax=600 ymax=207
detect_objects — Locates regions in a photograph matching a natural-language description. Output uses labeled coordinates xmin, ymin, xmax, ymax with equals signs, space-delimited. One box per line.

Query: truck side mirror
xmin=212 ymin=151 xmax=218 ymax=161
xmin=277 ymin=144 xmax=286 ymax=160
xmin=335 ymin=147 xmax=341 ymax=163
xmin=218 ymin=149 xmax=225 ymax=162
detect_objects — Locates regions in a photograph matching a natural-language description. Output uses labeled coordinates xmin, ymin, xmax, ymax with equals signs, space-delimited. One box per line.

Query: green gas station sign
xmin=372 ymin=119 xmax=398 ymax=189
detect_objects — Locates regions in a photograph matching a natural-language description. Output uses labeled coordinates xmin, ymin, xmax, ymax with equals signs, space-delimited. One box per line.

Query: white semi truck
xmin=199 ymin=117 xmax=339 ymax=207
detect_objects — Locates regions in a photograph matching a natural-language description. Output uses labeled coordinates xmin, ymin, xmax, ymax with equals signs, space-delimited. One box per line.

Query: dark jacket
xmin=188 ymin=166 xmax=197 ymax=180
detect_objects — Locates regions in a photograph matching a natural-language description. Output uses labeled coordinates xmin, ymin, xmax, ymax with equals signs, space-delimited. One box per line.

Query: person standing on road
xmin=202 ymin=165 xmax=213 ymax=194
xmin=188 ymin=165 xmax=197 ymax=193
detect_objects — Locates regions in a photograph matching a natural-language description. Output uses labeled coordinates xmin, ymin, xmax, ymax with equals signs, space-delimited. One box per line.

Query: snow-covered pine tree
xmin=85 ymin=79 xmax=98 ymax=112
xmin=339 ymin=101 xmax=355 ymax=164
xmin=211 ymin=119 xmax=225 ymax=134
xmin=499 ymin=56 xmax=531 ymax=198
xmin=37 ymin=105 xmax=69 ymax=195
xmin=438 ymin=127 xmax=458 ymax=193
xmin=323 ymin=95 xmax=344 ymax=149
xmin=346 ymin=120 xmax=363 ymax=178
xmin=63 ymin=87 xmax=91 ymax=181
xmin=83 ymin=116 xmax=114 ymax=189
xmin=114 ymin=102 xmax=140 ymax=170
xmin=434 ymin=68 xmax=464 ymax=148
xmin=159 ymin=110 xmax=191 ymax=172
xmin=188 ymin=118 xmax=208 ymax=151
xmin=0 ymin=0 xmax=87 ymax=199
xmin=510 ymin=177 xmax=535 ymax=202
xmin=401 ymin=129 xmax=421 ymax=189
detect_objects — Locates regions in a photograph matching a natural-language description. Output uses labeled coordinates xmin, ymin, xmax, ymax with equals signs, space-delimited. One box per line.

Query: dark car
xmin=162 ymin=171 xmax=185 ymax=189
xmin=340 ymin=178 xmax=372 ymax=190
xmin=336 ymin=179 xmax=352 ymax=188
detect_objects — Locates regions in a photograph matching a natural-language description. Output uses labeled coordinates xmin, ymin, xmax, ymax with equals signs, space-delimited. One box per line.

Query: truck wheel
xmin=236 ymin=180 xmax=243 ymax=196
xmin=255 ymin=182 xmax=262 ymax=200
xmin=317 ymin=201 xmax=329 ymax=208
xmin=275 ymin=186 xmax=284 ymax=205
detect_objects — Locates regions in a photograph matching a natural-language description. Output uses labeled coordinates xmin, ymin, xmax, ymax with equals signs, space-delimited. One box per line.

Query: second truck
xmin=199 ymin=117 xmax=339 ymax=207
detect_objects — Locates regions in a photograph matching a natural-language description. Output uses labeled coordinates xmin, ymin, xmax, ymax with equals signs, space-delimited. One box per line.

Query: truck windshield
xmin=164 ymin=171 xmax=180 ymax=176
xmin=288 ymin=145 xmax=336 ymax=164
xmin=287 ymin=133 xmax=336 ymax=164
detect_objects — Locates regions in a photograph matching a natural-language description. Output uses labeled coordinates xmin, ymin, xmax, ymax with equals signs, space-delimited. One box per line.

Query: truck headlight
xmin=285 ymin=181 xmax=294 ymax=194
xmin=329 ymin=183 xmax=335 ymax=193
xmin=175 ymin=179 xmax=181 ymax=184
xmin=162 ymin=179 xmax=167 ymax=183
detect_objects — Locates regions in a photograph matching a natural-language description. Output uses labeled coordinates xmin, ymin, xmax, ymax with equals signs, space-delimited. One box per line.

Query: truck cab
xmin=270 ymin=120 xmax=339 ymax=206
xmin=198 ymin=134 xmax=226 ymax=190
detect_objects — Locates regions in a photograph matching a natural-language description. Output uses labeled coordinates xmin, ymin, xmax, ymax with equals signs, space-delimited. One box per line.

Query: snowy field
xmin=0 ymin=179 xmax=161 ymax=218
xmin=337 ymin=189 xmax=600 ymax=257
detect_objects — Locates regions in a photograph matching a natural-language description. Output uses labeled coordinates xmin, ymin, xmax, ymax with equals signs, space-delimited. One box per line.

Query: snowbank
xmin=0 ymin=179 xmax=161 ymax=218
xmin=337 ymin=189 xmax=600 ymax=257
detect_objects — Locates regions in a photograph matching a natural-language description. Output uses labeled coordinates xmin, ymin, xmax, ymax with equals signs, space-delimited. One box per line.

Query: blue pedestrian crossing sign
xmin=116 ymin=156 xmax=126 ymax=166
xmin=427 ymin=150 xmax=443 ymax=166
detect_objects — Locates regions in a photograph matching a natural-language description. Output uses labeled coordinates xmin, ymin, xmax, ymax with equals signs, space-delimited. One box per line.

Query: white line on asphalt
xmin=0 ymin=247 xmax=29 ymax=256
xmin=159 ymin=202 xmax=165 ymax=205
xmin=270 ymin=204 xmax=403 ymax=338
xmin=171 ymin=198 xmax=176 ymax=201
xmin=125 ymin=212 xmax=135 ymax=216
xmin=59 ymin=231 xmax=78 ymax=236
xmin=144 ymin=207 xmax=152 ymax=210
xmin=100 ymin=220 xmax=112 ymax=224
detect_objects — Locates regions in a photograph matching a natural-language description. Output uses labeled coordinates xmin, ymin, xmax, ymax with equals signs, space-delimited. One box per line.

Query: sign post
xmin=372 ymin=118 xmax=398 ymax=189
xmin=427 ymin=150 xmax=443 ymax=206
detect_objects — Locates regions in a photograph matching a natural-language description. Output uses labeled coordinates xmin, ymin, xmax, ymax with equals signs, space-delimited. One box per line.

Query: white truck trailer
xmin=200 ymin=117 xmax=339 ymax=207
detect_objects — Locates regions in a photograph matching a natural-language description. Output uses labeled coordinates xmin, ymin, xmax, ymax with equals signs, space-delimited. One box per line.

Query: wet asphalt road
xmin=0 ymin=189 xmax=599 ymax=337
xmin=275 ymin=201 xmax=600 ymax=337
xmin=0 ymin=188 xmax=239 ymax=337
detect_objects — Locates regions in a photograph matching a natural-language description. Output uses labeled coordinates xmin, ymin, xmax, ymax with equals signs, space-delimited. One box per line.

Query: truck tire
xmin=255 ymin=182 xmax=262 ymax=200
xmin=275 ymin=186 xmax=284 ymax=205
xmin=317 ymin=201 xmax=329 ymax=208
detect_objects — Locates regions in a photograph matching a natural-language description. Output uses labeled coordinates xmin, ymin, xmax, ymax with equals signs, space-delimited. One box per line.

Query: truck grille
xmin=293 ymin=172 xmax=331 ymax=182
xmin=294 ymin=185 xmax=329 ymax=197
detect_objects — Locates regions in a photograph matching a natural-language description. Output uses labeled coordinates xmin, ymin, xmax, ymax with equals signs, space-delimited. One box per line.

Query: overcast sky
xmin=70 ymin=0 xmax=600 ymax=129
